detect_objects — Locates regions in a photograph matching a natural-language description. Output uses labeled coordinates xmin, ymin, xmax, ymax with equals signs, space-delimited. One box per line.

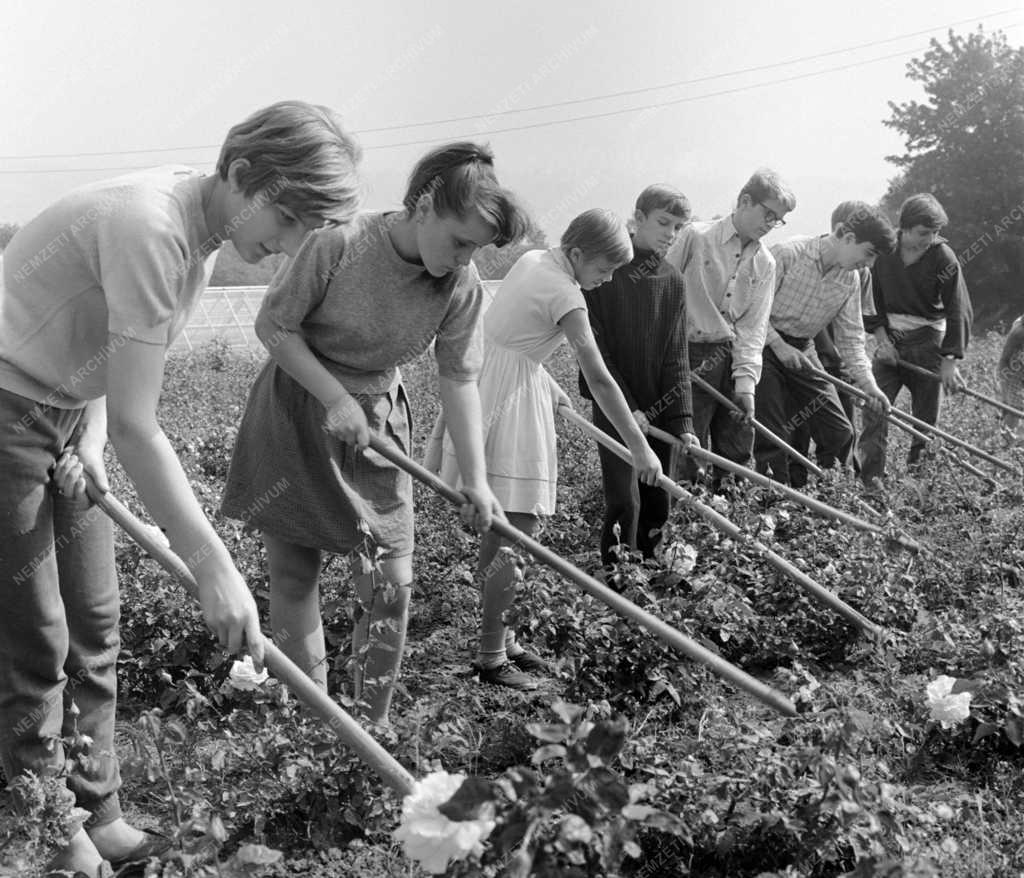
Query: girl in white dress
xmin=438 ymin=209 xmax=663 ymax=689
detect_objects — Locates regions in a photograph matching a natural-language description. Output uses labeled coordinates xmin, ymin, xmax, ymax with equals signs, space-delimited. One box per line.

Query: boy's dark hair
xmin=898 ymin=193 xmax=948 ymax=231
xmin=403 ymin=142 xmax=530 ymax=247
xmin=830 ymin=200 xmax=868 ymax=230
xmin=216 ymin=101 xmax=363 ymax=225
xmin=635 ymin=184 xmax=691 ymax=220
xmin=833 ymin=201 xmax=898 ymax=254
xmin=737 ymin=168 xmax=797 ymax=211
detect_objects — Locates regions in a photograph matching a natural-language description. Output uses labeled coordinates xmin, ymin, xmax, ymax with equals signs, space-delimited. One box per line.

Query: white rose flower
xmin=393 ymin=771 xmax=495 ymax=875
xmin=228 ymin=656 xmax=269 ymax=691
xmin=558 ymin=814 xmax=592 ymax=845
xmin=926 ymin=675 xmax=972 ymax=728
xmin=660 ymin=541 xmax=698 ymax=576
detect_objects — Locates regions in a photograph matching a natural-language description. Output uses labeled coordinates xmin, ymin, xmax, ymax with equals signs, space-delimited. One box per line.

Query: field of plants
xmin=3 ymin=330 xmax=1024 ymax=878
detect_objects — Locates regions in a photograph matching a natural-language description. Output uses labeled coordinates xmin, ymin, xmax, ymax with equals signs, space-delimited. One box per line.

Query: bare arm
xmin=105 ymin=336 xmax=263 ymax=663
xmin=438 ymin=376 xmax=500 ymax=531
xmin=257 ymin=324 xmax=369 ymax=446
xmin=561 ymin=308 xmax=661 ymax=484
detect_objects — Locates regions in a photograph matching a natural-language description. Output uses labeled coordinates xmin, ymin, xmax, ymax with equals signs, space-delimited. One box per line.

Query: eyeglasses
xmin=756 ymin=201 xmax=787 ymax=228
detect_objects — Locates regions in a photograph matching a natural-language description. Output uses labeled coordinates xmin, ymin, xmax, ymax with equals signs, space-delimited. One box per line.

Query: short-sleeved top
xmin=0 ymin=166 xmax=215 ymax=407
xmin=255 ymin=211 xmax=484 ymax=394
xmin=482 ymin=248 xmax=585 ymax=359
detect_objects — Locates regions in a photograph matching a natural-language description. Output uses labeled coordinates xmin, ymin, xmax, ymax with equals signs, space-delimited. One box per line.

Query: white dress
xmin=439 ymin=248 xmax=585 ymax=515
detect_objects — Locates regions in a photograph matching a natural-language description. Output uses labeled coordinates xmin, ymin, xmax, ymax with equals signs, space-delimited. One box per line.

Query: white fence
xmin=175 ymin=281 xmax=503 ymax=352
xmin=172 ymin=286 xmax=267 ymax=352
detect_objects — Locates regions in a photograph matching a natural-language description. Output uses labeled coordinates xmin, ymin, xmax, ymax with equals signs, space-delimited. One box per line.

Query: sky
xmin=2 ymin=0 xmax=1022 ymax=244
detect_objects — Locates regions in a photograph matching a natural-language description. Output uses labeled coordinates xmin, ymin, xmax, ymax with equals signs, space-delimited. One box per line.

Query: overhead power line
xmin=359 ymin=7 xmax=1022 ymax=133
xmin=1 ymin=11 xmax=1020 ymax=174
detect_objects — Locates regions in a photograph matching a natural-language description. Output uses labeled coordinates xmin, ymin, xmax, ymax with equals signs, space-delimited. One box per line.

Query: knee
xmin=603 ymin=496 xmax=634 ymax=523
xmin=370 ymin=584 xmax=411 ymax=620
xmin=824 ymin=422 xmax=854 ymax=453
xmin=482 ymin=547 xmax=519 ymax=589
xmin=268 ymin=548 xmax=321 ymax=600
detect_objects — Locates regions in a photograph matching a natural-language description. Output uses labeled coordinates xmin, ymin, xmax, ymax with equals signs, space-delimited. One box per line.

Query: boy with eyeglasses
xmin=665 ymin=169 xmax=795 ymax=485
xmin=753 ymin=202 xmax=896 ymax=485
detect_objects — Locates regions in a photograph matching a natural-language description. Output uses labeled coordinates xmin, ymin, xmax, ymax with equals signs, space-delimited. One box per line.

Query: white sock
xmin=504 ymin=629 xmax=525 ymax=658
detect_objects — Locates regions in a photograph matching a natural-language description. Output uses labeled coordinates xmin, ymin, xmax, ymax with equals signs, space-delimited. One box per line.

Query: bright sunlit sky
xmin=2 ymin=0 xmax=1022 ymax=244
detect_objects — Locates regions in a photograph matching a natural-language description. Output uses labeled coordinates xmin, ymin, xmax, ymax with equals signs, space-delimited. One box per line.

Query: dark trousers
xmin=754 ymin=344 xmax=853 ymax=485
xmin=678 ymin=341 xmax=754 ymax=484
xmin=593 ymin=404 xmax=674 ymax=567
xmin=789 ymin=349 xmax=858 ymax=486
xmin=859 ymin=326 xmax=943 ymax=482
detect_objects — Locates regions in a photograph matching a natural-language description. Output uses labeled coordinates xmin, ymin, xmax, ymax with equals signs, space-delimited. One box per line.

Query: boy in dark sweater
xmin=859 ymin=193 xmax=973 ymax=484
xmin=580 ymin=185 xmax=698 ymax=566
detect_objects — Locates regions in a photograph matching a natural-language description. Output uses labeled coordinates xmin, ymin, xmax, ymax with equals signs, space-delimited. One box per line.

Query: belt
xmin=776 ymin=330 xmax=811 ymax=350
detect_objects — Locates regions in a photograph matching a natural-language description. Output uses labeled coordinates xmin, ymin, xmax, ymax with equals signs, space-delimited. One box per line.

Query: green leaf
xmin=208 ymin=813 xmax=227 ymax=844
xmin=438 ymin=776 xmax=496 ymax=822
xmin=971 ymin=721 xmax=1000 ymax=744
xmin=650 ymin=678 xmax=681 ymax=706
xmin=163 ymin=718 xmax=188 ymax=745
xmin=232 ymin=843 xmax=283 ymax=865
xmin=503 ymin=847 xmax=534 ymax=878
xmin=1003 ymin=714 xmax=1022 ymax=747
xmin=621 ymin=804 xmax=656 ymax=820
xmin=623 ymin=840 xmax=642 ymax=859
xmin=589 ymin=767 xmax=630 ymax=810
xmin=539 ymin=771 xmax=577 ymax=809
xmin=585 ymin=717 xmax=629 ymax=761
xmin=550 ymin=700 xmax=585 ymax=725
xmin=526 ymin=722 xmax=570 ymax=743
xmin=531 ymin=744 xmax=567 ymax=765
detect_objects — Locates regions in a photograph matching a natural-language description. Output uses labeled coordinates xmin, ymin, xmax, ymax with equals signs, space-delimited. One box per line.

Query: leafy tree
xmin=0 ymin=222 xmax=21 ymax=251
xmin=881 ymin=28 xmax=1024 ymax=328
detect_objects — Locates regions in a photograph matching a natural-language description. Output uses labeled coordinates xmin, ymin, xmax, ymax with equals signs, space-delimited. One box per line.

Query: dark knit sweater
xmin=578 ymin=244 xmax=693 ymax=435
xmin=865 ymin=236 xmax=973 ymax=358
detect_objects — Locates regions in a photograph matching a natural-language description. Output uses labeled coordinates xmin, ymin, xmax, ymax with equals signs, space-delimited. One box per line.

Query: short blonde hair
xmin=738 ymin=168 xmax=797 ymax=212
xmin=216 ymin=101 xmax=363 ymax=226
xmin=560 ymin=209 xmax=632 ymax=263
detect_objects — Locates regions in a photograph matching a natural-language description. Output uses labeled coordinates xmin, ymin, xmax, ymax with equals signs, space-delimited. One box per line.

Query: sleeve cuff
xmin=734 ymin=376 xmax=756 ymax=396
xmin=666 ymin=415 xmax=695 ymax=437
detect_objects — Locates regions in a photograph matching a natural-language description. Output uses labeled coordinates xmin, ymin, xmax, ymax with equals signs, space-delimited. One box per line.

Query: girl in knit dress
xmin=221 ymin=143 xmax=529 ymax=725
xmin=436 ymin=209 xmax=663 ymax=689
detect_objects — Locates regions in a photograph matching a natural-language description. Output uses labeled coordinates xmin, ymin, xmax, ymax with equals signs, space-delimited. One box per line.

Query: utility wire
xmin=1 ymin=14 xmax=1020 ymax=173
